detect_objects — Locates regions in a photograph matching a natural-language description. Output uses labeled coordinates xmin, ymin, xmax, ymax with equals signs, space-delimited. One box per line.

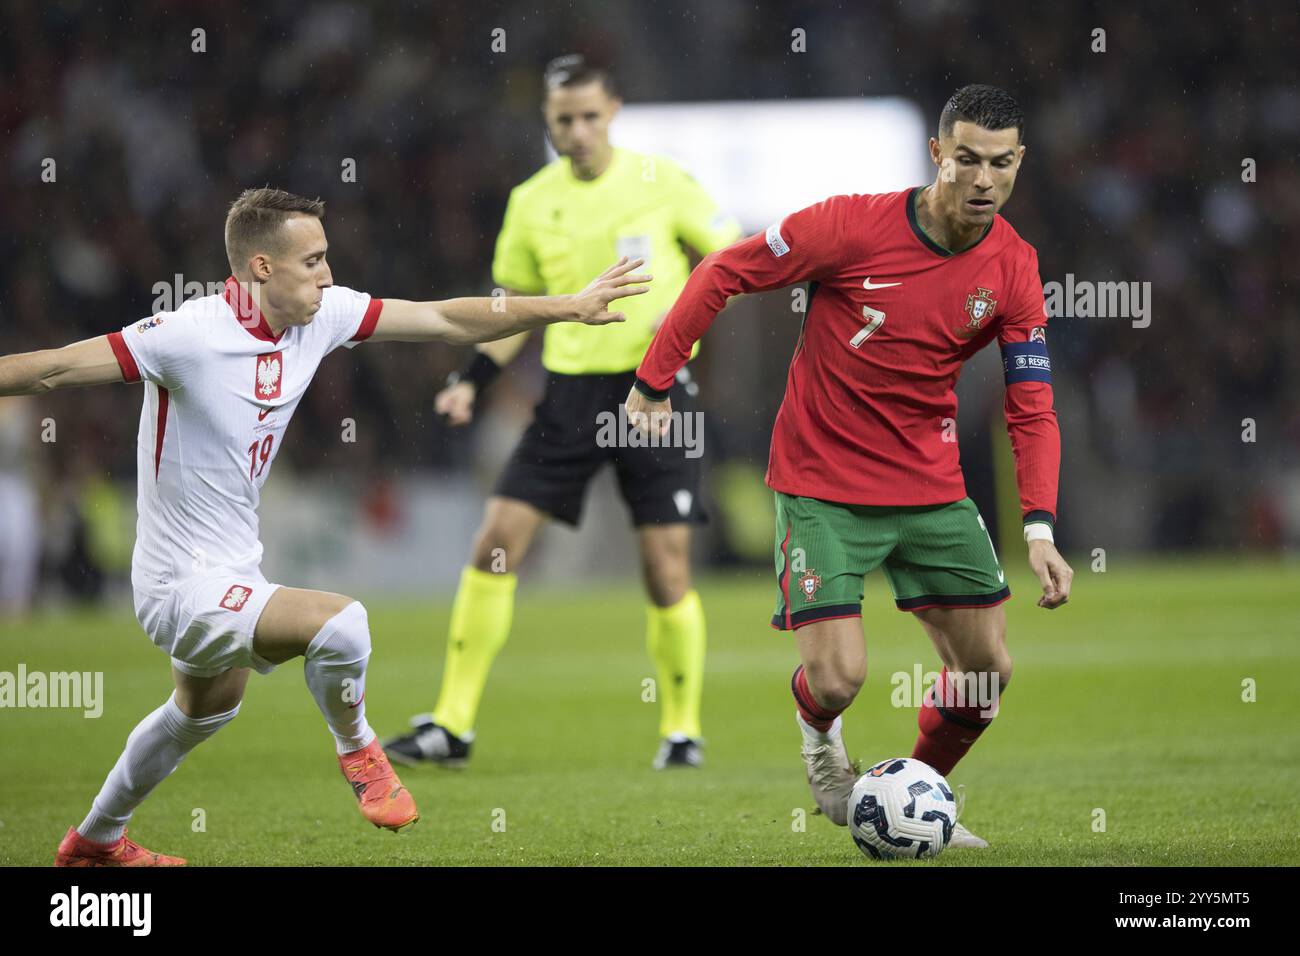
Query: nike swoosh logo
xmin=997 ymin=569 xmax=1005 ymax=583
xmin=258 ymin=408 xmax=273 ymax=421
xmin=863 ymin=277 xmax=901 ymax=290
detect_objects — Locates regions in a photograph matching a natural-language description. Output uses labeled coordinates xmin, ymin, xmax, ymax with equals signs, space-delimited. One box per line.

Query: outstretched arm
xmin=627 ymin=195 xmax=856 ymax=435
xmin=473 ymin=304 xmax=533 ymax=367
xmin=0 ymin=335 xmax=133 ymax=396
xmin=367 ymin=258 xmax=650 ymax=345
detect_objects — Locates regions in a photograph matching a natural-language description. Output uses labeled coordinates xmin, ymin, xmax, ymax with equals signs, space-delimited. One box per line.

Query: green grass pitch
xmin=2 ymin=557 xmax=1297 ymax=866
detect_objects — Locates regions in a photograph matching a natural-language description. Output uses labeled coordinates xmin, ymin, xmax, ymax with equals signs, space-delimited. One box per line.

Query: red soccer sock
xmin=911 ymin=668 xmax=998 ymax=776
xmin=791 ymin=665 xmax=844 ymax=733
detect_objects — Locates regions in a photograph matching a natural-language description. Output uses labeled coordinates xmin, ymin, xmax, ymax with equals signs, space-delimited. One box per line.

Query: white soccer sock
xmin=797 ymin=712 xmax=843 ymax=745
xmin=304 ymin=601 xmax=376 ymax=755
xmin=78 ymin=693 xmax=239 ymax=844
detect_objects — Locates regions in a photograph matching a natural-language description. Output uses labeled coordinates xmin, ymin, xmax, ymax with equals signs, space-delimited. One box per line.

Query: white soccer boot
xmin=797 ymin=713 xmax=857 ymax=826
xmin=948 ymin=783 xmax=990 ymax=848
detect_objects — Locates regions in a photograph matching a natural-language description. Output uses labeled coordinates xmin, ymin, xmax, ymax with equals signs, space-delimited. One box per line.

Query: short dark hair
xmin=224 ymin=187 xmax=325 ymax=274
xmin=542 ymin=54 xmax=616 ymax=97
xmin=939 ymin=85 xmax=1024 ymax=142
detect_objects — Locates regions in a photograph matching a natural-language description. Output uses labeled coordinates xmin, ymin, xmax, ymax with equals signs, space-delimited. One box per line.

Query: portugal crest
xmin=797 ymin=570 xmax=823 ymax=601
xmin=960 ymin=287 xmax=998 ymax=336
xmin=255 ymin=351 xmax=283 ymax=400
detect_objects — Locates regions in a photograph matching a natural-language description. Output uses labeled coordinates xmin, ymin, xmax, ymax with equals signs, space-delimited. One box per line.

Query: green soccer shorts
xmin=771 ymin=493 xmax=1011 ymax=630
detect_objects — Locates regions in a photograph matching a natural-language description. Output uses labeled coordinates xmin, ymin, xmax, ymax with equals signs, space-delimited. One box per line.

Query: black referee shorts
xmin=494 ymin=368 xmax=706 ymax=528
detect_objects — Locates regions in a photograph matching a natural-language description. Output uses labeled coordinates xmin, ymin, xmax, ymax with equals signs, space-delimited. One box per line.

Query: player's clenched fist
xmin=624 ymin=385 xmax=673 ymax=438
xmin=1028 ymin=539 xmax=1073 ymax=609
xmin=436 ymin=380 xmax=476 ymax=426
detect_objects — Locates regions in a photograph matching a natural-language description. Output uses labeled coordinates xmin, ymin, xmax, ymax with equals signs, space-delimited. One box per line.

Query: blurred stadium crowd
xmin=0 ymin=0 xmax=1296 ymax=610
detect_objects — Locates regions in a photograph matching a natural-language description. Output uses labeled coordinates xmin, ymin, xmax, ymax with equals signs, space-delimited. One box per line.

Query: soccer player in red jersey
xmin=625 ymin=85 xmax=1074 ymax=848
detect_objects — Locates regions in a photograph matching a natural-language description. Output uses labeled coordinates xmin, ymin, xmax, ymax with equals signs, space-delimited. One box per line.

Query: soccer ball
xmin=848 ymin=758 xmax=956 ymax=860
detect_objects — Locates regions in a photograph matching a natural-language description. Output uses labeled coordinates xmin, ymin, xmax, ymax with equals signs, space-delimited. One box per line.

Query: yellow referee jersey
xmin=492 ymin=147 xmax=742 ymax=375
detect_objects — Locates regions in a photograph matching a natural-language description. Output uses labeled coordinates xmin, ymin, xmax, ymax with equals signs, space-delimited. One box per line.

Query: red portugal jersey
xmin=636 ymin=186 xmax=1060 ymax=527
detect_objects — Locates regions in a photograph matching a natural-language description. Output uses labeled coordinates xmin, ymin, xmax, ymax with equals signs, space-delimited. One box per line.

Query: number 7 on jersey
xmin=850 ymin=305 xmax=886 ymax=348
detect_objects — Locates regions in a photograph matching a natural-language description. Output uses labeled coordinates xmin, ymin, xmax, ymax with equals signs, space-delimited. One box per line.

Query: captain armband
xmin=1001 ymin=341 xmax=1052 ymax=385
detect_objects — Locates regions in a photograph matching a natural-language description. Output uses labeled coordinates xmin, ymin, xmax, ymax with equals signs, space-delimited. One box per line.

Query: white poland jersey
xmin=107 ymin=278 xmax=383 ymax=593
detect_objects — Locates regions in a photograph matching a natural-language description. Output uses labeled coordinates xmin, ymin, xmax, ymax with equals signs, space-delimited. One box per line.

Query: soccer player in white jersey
xmin=0 ymin=187 xmax=650 ymax=866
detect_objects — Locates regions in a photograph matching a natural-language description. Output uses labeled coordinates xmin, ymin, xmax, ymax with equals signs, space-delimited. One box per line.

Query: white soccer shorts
xmin=134 ymin=563 xmax=283 ymax=678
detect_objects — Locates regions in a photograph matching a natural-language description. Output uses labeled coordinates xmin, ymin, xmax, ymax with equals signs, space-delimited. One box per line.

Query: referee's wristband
xmin=632 ymin=376 xmax=671 ymax=402
xmin=448 ymin=353 xmax=501 ymax=392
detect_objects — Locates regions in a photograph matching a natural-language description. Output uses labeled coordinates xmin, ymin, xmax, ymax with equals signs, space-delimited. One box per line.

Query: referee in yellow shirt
xmin=384 ymin=56 xmax=741 ymax=769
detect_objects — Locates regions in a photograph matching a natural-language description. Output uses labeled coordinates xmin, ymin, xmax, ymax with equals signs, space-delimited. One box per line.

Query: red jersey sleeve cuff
xmin=350 ymin=298 xmax=384 ymax=342
xmin=633 ymin=376 xmax=671 ymax=401
xmin=107 ymin=331 xmax=141 ymax=383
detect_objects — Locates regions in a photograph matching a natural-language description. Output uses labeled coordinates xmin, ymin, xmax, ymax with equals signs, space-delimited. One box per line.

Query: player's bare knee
xmin=805 ymin=663 xmax=864 ymax=711
xmin=179 ymin=694 xmax=242 ymax=723
xmin=173 ymin=667 xmax=248 ymax=719
xmin=949 ymin=649 xmax=1003 ymax=675
xmin=818 ymin=678 xmax=862 ymax=712
xmin=993 ymin=652 xmax=1014 ymax=690
xmin=980 ymin=644 xmax=1013 ymax=687
xmin=950 ymin=651 xmax=1012 ymax=691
